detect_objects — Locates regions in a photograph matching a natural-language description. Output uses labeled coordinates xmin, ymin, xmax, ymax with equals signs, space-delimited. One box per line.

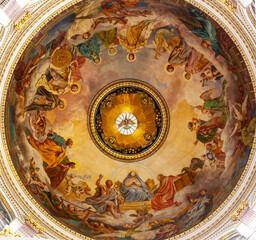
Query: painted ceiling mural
xmin=4 ymin=0 xmax=255 ymax=239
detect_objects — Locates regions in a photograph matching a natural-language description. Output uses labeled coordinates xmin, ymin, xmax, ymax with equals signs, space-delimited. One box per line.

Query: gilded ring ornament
xmin=1 ymin=0 xmax=256 ymax=238
xmin=88 ymin=79 xmax=170 ymax=162
xmin=51 ymin=49 xmax=72 ymax=68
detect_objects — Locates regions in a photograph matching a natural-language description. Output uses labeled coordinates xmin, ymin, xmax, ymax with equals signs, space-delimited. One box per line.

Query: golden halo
xmin=69 ymin=160 xmax=80 ymax=170
xmin=112 ymin=164 xmax=156 ymax=183
xmin=164 ymin=63 xmax=175 ymax=75
xmin=183 ymin=72 xmax=193 ymax=82
xmin=93 ymin=57 xmax=102 ymax=65
xmin=126 ymin=52 xmax=136 ymax=62
xmin=70 ymin=82 xmax=81 ymax=95
xmin=65 ymin=136 xmax=75 ymax=148
xmin=58 ymin=98 xmax=67 ymax=111
xmin=108 ymin=47 xmax=117 ymax=56
xmin=51 ymin=49 xmax=72 ymax=68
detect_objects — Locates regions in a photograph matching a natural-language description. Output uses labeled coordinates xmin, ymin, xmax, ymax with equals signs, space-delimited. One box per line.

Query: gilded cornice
xmin=236 ymin=4 xmax=256 ymax=45
xmin=26 ymin=215 xmax=45 ymax=233
xmin=0 ymin=190 xmax=16 ymax=220
xmin=0 ymin=25 xmax=5 ymax=44
xmin=0 ymin=164 xmax=23 ymax=219
xmin=14 ymin=12 xmax=32 ymax=32
xmin=230 ymin=200 xmax=248 ymax=221
xmin=247 ymin=4 xmax=256 ymax=30
xmin=0 ymin=0 xmax=256 ymax=240
xmin=218 ymin=231 xmax=241 ymax=240
xmin=217 ymin=0 xmax=237 ymax=13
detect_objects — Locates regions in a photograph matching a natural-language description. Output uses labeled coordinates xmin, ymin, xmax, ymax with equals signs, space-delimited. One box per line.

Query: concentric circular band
xmin=87 ymin=79 xmax=170 ymax=162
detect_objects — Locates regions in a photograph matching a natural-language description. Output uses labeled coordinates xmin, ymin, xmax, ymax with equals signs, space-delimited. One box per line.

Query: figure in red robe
xmin=151 ymin=174 xmax=181 ymax=211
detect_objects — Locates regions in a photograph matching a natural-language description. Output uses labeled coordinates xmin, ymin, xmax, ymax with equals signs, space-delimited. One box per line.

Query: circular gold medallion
xmin=88 ymin=79 xmax=170 ymax=162
xmin=51 ymin=49 xmax=72 ymax=68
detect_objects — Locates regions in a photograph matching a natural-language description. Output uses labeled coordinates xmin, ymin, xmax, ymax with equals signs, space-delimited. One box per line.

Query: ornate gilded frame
xmin=0 ymin=0 xmax=255 ymax=239
xmin=88 ymin=79 xmax=170 ymax=162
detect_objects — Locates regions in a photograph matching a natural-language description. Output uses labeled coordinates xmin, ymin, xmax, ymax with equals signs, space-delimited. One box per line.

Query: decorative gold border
xmin=88 ymin=79 xmax=170 ymax=162
xmin=0 ymin=0 xmax=255 ymax=239
xmin=0 ymin=25 xmax=5 ymax=43
xmin=247 ymin=4 xmax=256 ymax=30
xmin=230 ymin=200 xmax=248 ymax=220
xmin=217 ymin=0 xmax=236 ymax=13
xmin=0 ymin=191 xmax=16 ymax=220
xmin=14 ymin=12 xmax=32 ymax=32
xmin=26 ymin=215 xmax=45 ymax=233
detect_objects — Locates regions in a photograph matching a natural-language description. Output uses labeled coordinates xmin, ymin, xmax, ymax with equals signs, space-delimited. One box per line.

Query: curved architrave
xmin=0 ymin=0 xmax=255 ymax=239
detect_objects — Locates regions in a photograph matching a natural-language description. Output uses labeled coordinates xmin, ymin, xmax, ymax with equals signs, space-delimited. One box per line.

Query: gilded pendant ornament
xmin=88 ymin=79 xmax=170 ymax=162
xmin=14 ymin=12 xmax=32 ymax=32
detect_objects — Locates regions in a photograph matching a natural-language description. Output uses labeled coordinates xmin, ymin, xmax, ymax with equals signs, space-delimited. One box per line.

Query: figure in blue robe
xmin=77 ymin=35 xmax=102 ymax=63
xmin=184 ymin=190 xmax=213 ymax=228
xmin=120 ymin=171 xmax=152 ymax=202
xmin=188 ymin=7 xmax=220 ymax=57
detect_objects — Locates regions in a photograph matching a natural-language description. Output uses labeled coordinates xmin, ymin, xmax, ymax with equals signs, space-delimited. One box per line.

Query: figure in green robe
xmin=77 ymin=35 xmax=102 ymax=63
xmin=241 ymin=117 xmax=256 ymax=148
xmin=196 ymin=80 xmax=227 ymax=114
xmin=97 ymin=28 xmax=119 ymax=49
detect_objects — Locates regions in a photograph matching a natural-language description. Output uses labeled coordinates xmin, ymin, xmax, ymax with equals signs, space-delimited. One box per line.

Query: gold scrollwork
xmin=15 ymin=12 xmax=32 ymax=32
xmin=217 ymin=0 xmax=236 ymax=13
xmin=26 ymin=215 xmax=45 ymax=233
xmin=230 ymin=200 xmax=248 ymax=221
xmin=0 ymin=227 xmax=21 ymax=237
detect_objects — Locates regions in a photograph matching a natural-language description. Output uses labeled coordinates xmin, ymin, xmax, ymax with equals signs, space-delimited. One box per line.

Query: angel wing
xmin=118 ymin=120 xmax=126 ymax=128
xmin=127 ymin=119 xmax=135 ymax=126
xmin=178 ymin=13 xmax=204 ymax=31
xmin=241 ymin=94 xmax=248 ymax=116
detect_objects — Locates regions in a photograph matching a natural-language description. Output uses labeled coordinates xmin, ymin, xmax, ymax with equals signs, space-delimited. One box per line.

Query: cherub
xmin=66 ymin=204 xmax=94 ymax=223
xmin=200 ymin=65 xmax=223 ymax=87
xmin=133 ymin=208 xmax=153 ymax=224
xmin=99 ymin=0 xmax=151 ymax=19
xmin=228 ymin=94 xmax=248 ymax=141
xmin=65 ymin=174 xmax=91 ymax=198
xmin=28 ymin=111 xmax=47 ymax=138
xmin=25 ymin=158 xmax=46 ymax=193
xmin=84 ymin=220 xmax=114 ymax=234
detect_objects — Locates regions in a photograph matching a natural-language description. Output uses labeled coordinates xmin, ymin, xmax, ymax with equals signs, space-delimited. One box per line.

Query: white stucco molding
xmin=0 ymin=0 xmax=256 ymax=239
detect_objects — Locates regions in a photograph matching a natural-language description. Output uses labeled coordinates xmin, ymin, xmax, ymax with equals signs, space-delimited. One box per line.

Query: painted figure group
xmin=10 ymin=0 xmax=255 ymax=239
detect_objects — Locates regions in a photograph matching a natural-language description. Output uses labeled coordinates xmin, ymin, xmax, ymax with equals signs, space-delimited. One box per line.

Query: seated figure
xmin=120 ymin=171 xmax=152 ymax=202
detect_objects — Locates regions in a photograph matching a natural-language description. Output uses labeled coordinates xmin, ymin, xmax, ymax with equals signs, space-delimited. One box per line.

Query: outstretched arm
xmin=200 ymin=88 xmax=216 ymax=102
xmin=187 ymin=194 xmax=199 ymax=203
xmin=96 ymin=174 xmax=103 ymax=188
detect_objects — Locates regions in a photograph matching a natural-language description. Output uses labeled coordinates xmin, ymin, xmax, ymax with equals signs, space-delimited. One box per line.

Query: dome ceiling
xmin=3 ymin=0 xmax=255 ymax=239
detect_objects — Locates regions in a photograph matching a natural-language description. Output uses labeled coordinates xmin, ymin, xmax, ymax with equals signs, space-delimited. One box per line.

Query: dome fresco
xmin=4 ymin=0 xmax=255 ymax=239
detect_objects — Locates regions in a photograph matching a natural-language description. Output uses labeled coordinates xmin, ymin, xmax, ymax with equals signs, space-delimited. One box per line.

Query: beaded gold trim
xmin=0 ymin=0 xmax=255 ymax=239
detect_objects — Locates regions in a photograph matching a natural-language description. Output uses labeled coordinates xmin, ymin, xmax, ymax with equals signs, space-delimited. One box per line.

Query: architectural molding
xmin=14 ymin=12 xmax=32 ymax=32
xmin=0 ymin=226 xmax=21 ymax=237
xmin=0 ymin=0 xmax=256 ymax=239
xmin=230 ymin=201 xmax=248 ymax=221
